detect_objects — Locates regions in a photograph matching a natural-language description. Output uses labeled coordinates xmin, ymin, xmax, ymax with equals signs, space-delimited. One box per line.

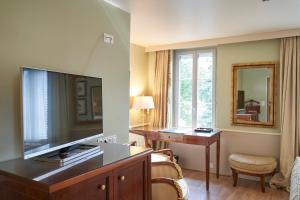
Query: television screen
xmin=22 ymin=67 xmax=103 ymax=159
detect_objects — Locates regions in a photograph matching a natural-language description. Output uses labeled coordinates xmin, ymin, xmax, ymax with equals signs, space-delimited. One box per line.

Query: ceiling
xmin=105 ymin=0 xmax=300 ymax=47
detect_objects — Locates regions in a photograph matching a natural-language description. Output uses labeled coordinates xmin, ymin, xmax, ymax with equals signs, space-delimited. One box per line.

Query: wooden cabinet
xmin=0 ymin=144 xmax=152 ymax=200
xmin=51 ymin=173 xmax=112 ymax=200
xmin=50 ymin=160 xmax=149 ymax=200
xmin=114 ymin=162 xmax=145 ymax=200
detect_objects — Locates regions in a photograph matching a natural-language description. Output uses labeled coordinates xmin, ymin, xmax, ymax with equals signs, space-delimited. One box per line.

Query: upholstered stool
xmin=229 ymin=153 xmax=277 ymax=192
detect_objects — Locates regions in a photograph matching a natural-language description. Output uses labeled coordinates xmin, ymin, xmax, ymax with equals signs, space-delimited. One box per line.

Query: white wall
xmin=0 ymin=0 xmax=130 ymax=162
xmin=171 ymin=131 xmax=280 ymax=176
xmin=129 ymin=44 xmax=149 ymax=127
xmin=216 ymin=39 xmax=280 ymax=133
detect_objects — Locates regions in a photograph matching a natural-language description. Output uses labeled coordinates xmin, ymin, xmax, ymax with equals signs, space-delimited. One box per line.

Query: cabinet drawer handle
xmin=119 ymin=176 xmax=125 ymax=181
xmin=98 ymin=184 xmax=106 ymax=190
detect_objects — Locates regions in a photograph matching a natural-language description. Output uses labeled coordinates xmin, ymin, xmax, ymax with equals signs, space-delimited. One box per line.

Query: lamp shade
xmin=132 ymin=96 xmax=155 ymax=110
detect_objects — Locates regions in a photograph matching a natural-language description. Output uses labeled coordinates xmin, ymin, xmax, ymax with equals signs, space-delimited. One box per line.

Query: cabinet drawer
xmin=51 ymin=173 xmax=112 ymax=200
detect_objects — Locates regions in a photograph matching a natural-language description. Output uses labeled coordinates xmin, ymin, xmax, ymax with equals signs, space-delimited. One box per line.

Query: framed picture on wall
xmin=77 ymin=98 xmax=87 ymax=115
xmin=91 ymin=86 xmax=102 ymax=120
xmin=76 ymin=79 xmax=87 ymax=97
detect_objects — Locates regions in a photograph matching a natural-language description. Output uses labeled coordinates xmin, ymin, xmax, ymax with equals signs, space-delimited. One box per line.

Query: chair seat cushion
xmin=177 ymin=179 xmax=189 ymax=200
xmin=151 ymin=153 xmax=170 ymax=162
xmin=229 ymin=153 xmax=277 ymax=174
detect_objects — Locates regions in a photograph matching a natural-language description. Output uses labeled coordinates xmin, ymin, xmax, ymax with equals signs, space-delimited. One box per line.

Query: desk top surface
xmin=0 ymin=143 xmax=151 ymax=186
xmin=131 ymin=127 xmax=221 ymax=138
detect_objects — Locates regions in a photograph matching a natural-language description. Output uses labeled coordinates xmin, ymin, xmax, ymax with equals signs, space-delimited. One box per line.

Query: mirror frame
xmin=231 ymin=62 xmax=276 ymax=127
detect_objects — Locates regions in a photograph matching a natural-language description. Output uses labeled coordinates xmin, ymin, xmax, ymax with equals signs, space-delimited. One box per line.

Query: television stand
xmin=0 ymin=143 xmax=152 ymax=200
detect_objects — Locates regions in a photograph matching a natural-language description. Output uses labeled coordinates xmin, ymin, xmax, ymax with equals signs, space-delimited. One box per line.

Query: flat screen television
xmin=21 ymin=67 xmax=103 ymax=159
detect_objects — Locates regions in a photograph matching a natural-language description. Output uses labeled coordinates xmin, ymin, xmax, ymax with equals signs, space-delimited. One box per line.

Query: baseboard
xmin=182 ymin=168 xmax=271 ymax=182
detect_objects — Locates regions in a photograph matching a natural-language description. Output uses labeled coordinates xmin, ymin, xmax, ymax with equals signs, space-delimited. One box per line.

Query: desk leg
xmin=216 ymin=135 xmax=220 ymax=179
xmin=205 ymin=145 xmax=210 ymax=191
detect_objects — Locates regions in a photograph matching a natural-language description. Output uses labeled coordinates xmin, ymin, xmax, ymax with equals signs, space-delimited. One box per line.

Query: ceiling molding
xmin=145 ymin=28 xmax=300 ymax=52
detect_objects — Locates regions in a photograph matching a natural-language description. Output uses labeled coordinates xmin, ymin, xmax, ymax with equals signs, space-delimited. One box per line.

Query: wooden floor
xmin=183 ymin=169 xmax=289 ymax=200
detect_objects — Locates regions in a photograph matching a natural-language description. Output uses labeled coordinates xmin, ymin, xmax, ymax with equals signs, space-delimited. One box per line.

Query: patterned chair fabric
xmin=290 ymin=157 xmax=300 ymax=200
xmin=152 ymin=161 xmax=189 ymax=200
xmin=152 ymin=161 xmax=183 ymax=180
xmin=152 ymin=179 xmax=189 ymax=200
xmin=130 ymin=132 xmax=188 ymax=199
xmin=151 ymin=153 xmax=171 ymax=162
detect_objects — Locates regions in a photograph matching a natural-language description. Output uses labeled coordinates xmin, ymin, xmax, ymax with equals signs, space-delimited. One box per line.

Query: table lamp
xmin=132 ymin=96 xmax=155 ymax=126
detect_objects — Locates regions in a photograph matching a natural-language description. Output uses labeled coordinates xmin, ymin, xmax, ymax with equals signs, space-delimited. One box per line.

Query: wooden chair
xmin=129 ymin=130 xmax=175 ymax=163
xmin=151 ymin=160 xmax=189 ymax=200
xmin=129 ymin=137 xmax=189 ymax=199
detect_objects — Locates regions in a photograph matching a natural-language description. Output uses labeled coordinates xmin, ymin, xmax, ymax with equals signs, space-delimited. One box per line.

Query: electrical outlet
xmin=107 ymin=137 xmax=113 ymax=143
xmin=97 ymin=135 xmax=117 ymax=144
xmin=103 ymin=33 xmax=114 ymax=44
xmin=97 ymin=138 xmax=103 ymax=143
xmin=210 ymin=162 xmax=214 ymax=169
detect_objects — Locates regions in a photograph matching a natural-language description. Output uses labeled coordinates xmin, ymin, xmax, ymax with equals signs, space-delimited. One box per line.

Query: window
xmin=173 ymin=49 xmax=216 ymax=128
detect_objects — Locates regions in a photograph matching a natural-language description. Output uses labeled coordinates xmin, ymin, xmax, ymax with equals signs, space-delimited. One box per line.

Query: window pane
xmin=197 ymin=52 xmax=213 ymax=127
xmin=178 ymin=54 xmax=193 ymax=127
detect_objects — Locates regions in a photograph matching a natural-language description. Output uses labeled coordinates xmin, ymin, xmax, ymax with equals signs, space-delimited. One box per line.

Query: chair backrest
xmin=152 ymin=182 xmax=180 ymax=200
xmin=129 ymin=132 xmax=146 ymax=147
xmin=152 ymin=161 xmax=183 ymax=180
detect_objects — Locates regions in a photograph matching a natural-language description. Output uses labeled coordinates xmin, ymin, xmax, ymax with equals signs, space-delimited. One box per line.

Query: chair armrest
xmin=129 ymin=130 xmax=152 ymax=148
xmin=153 ymin=149 xmax=174 ymax=162
xmin=152 ymin=177 xmax=183 ymax=199
xmin=152 ymin=161 xmax=183 ymax=179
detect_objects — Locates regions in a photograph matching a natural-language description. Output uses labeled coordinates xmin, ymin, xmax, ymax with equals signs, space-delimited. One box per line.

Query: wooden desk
xmin=130 ymin=127 xmax=221 ymax=191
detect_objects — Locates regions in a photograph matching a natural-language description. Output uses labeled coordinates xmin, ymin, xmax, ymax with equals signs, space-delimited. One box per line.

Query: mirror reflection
xmin=232 ymin=63 xmax=275 ymax=127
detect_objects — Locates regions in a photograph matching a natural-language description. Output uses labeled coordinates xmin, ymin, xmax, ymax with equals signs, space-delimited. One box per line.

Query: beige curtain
xmin=270 ymin=36 xmax=300 ymax=189
xmin=151 ymin=50 xmax=170 ymax=150
xmin=152 ymin=50 xmax=170 ymax=128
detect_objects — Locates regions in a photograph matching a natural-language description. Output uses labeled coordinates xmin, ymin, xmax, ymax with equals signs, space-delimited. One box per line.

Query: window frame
xmin=173 ymin=48 xmax=216 ymax=128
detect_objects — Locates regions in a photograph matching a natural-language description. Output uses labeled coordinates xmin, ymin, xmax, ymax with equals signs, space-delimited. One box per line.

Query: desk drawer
xmin=158 ymin=133 xmax=183 ymax=142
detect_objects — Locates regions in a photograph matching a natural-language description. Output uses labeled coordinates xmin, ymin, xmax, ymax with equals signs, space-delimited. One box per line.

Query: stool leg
xmin=231 ymin=168 xmax=238 ymax=187
xmin=260 ymin=175 xmax=265 ymax=193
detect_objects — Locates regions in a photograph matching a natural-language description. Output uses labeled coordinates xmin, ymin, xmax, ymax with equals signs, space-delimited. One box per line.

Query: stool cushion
xmin=229 ymin=153 xmax=277 ymax=174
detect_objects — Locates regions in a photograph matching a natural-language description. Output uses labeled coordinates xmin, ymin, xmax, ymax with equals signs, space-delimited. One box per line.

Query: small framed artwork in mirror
xmin=76 ymin=79 xmax=87 ymax=97
xmin=91 ymin=86 xmax=102 ymax=120
xmin=77 ymin=98 xmax=87 ymax=116
xmin=232 ymin=62 xmax=276 ymax=127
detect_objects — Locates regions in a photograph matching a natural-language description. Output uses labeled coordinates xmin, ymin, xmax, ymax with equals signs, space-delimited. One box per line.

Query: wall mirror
xmin=232 ymin=62 xmax=276 ymax=127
